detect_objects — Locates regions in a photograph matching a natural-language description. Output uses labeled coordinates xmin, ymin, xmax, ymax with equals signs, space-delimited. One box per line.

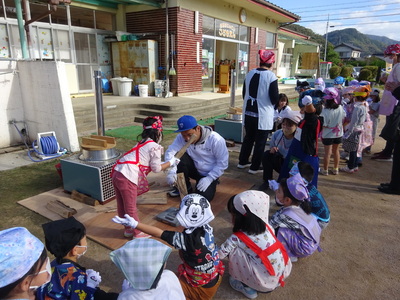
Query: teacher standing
xmin=238 ymin=49 xmax=279 ymax=174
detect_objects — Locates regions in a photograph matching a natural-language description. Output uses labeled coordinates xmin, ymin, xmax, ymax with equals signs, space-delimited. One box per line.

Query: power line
xmin=299 ymin=6 xmax=400 ymax=18
xmin=287 ymin=0 xmax=391 ymax=13
xmin=325 ymin=20 xmax=400 ymax=27
xmin=297 ymin=12 xmax=400 ymax=23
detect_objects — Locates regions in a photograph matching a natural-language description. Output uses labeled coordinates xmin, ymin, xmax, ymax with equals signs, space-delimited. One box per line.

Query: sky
xmin=273 ymin=0 xmax=400 ymax=41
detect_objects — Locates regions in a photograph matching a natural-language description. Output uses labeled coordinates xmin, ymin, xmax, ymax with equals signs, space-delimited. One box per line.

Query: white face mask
xmin=29 ymin=258 xmax=51 ymax=291
xmin=76 ymin=245 xmax=87 ymax=259
xmin=275 ymin=195 xmax=284 ymax=206
xmin=384 ymin=56 xmax=394 ymax=64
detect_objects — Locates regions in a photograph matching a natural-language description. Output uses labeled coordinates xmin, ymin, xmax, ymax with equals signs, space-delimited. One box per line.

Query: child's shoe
xmin=229 ymin=277 xmax=258 ymax=299
xmin=134 ymin=232 xmax=151 ymax=239
xmin=340 ymin=166 xmax=355 ymax=174
xmin=319 ymin=168 xmax=328 ymax=176
xmin=124 ymin=228 xmax=135 ymax=238
xmin=290 ymin=256 xmax=298 ymax=262
xmin=331 ymin=168 xmax=339 ymax=175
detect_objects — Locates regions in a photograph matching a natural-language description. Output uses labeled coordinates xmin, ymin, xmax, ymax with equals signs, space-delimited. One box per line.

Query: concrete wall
xmin=0 ymin=61 xmax=80 ymax=152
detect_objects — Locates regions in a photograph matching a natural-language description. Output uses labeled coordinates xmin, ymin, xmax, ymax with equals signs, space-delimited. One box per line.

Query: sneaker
xmin=340 ymin=166 xmax=355 ymax=174
xmin=353 ymin=167 xmax=359 ymax=172
xmin=168 ymin=187 xmax=180 ymax=197
xmin=229 ymin=277 xmax=258 ymax=299
xmin=290 ymin=256 xmax=298 ymax=262
xmin=371 ymin=154 xmax=392 ymax=161
xmin=124 ymin=228 xmax=135 ymax=238
xmin=331 ymin=168 xmax=339 ymax=175
xmin=248 ymin=169 xmax=262 ymax=175
xmin=134 ymin=232 xmax=151 ymax=239
xmin=319 ymin=168 xmax=328 ymax=176
xmin=237 ymin=163 xmax=251 ymax=169
xmin=372 ymin=150 xmax=384 ymax=157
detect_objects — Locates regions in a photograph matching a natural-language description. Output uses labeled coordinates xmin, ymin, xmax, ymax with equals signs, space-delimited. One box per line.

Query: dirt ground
xmin=4 ymin=121 xmax=399 ymax=300
xmin=68 ymin=123 xmax=399 ymax=300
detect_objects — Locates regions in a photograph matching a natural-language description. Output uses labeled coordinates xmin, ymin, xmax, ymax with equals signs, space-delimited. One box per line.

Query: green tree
xmin=326 ymin=44 xmax=340 ymax=65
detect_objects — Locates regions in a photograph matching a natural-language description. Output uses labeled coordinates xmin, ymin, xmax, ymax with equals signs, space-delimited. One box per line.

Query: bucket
xmin=138 ymin=84 xmax=149 ymax=97
xmin=118 ymin=77 xmax=133 ymax=97
xmin=110 ymin=78 xmax=121 ymax=96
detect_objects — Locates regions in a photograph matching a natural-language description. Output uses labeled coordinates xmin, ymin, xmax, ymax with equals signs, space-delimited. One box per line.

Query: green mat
xmin=105 ymin=114 xmax=227 ymax=140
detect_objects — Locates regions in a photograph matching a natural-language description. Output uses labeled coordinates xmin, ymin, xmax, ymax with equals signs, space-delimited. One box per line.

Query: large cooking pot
xmin=226 ymin=113 xmax=242 ymax=121
xmin=79 ymin=148 xmax=119 ymax=161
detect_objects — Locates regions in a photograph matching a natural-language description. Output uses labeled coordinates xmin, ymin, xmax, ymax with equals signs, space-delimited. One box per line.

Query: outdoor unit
xmin=60 ymin=153 xmax=121 ymax=203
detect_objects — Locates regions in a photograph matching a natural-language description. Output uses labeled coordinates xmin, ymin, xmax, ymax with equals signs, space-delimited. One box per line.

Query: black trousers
xmin=262 ymin=150 xmax=284 ymax=181
xmin=177 ymin=153 xmax=219 ymax=201
xmin=239 ymin=115 xmax=270 ymax=171
xmin=389 ymin=141 xmax=400 ymax=190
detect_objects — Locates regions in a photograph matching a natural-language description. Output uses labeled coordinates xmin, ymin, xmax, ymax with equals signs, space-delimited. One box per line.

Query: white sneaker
xmin=237 ymin=163 xmax=251 ymax=169
xmin=340 ymin=166 xmax=355 ymax=174
xmin=248 ymin=169 xmax=262 ymax=175
xmin=319 ymin=169 xmax=328 ymax=176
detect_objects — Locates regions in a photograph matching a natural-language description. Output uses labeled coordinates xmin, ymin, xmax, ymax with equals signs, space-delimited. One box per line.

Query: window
xmin=70 ymin=6 xmax=94 ymax=29
xmin=266 ymin=31 xmax=276 ymax=48
xmin=202 ymin=15 xmax=214 ymax=36
xmin=238 ymin=25 xmax=248 ymax=42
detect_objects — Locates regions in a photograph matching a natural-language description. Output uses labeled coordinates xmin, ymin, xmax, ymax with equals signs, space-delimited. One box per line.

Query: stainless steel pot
xmin=79 ymin=148 xmax=119 ymax=162
xmin=226 ymin=113 xmax=242 ymax=121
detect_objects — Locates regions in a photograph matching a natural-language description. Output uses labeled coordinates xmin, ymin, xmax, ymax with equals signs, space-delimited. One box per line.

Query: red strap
xmin=234 ymin=227 xmax=289 ymax=286
xmin=110 ymin=140 xmax=154 ymax=177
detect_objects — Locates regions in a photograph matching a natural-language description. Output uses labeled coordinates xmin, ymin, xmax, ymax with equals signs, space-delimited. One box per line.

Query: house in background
xmin=334 ymin=42 xmax=362 ymax=60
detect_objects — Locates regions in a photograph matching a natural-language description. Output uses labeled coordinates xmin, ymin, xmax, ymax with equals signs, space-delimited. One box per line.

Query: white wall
xmin=0 ymin=60 xmax=24 ymax=147
xmin=0 ymin=61 xmax=80 ymax=152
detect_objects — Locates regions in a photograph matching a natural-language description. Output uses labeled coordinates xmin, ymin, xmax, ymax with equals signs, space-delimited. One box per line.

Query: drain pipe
xmin=94 ymin=70 xmax=105 ymax=136
xmin=14 ymin=0 xmax=29 ymax=59
xmin=230 ymin=70 xmax=237 ymax=108
xmin=164 ymin=0 xmax=170 ymax=97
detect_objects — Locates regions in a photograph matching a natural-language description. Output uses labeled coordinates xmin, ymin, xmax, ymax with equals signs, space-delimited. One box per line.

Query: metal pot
xmin=79 ymin=148 xmax=119 ymax=162
xmin=226 ymin=113 xmax=242 ymax=121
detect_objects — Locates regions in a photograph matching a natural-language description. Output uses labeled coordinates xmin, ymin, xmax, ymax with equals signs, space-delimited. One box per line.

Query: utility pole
xmin=324 ymin=14 xmax=330 ymax=62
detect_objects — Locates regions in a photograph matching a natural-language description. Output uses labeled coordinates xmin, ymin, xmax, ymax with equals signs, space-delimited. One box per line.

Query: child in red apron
xmin=218 ymin=190 xmax=292 ymax=299
xmin=111 ymin=116 xmax=180 ymax=238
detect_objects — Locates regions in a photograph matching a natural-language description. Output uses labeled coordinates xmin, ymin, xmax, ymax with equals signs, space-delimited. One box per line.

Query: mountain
xmin=285 ymin=25 xmax=396 ymax=57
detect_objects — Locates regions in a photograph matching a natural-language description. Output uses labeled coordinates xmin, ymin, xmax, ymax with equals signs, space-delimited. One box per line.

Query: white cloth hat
xmin=281 ymin=110 xmax=302 ymax=125
xmin=233 ymin=190 xmax=270 ymax=223
xmin=0 ymin=227 xmax=44 ymax=288
xmin=176 ymin=193 xmax=214 ymax=230
xmin=110 ymin=238 xmax=172 ymax=290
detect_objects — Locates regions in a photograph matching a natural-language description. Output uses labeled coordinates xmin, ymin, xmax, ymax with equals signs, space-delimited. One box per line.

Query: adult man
xmin=237 ymin=49 xmax=279 ymax=174
xmin=165 ymin=115 xmax=229 ymax=201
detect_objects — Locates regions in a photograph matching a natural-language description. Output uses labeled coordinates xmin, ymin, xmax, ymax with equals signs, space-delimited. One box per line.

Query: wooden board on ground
xmin=18 ymin=176 xmax=253 ymax=251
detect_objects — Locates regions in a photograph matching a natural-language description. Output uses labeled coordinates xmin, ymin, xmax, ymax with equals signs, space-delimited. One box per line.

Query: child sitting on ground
xmin=110 ymin=238 xmax=185 ymax=300
xmin=111 ymin=116 xmax=180 ymax=238
xmin=269 ymin=173 xmax=322 ymax=262
xmin=218 ymin=190 xmax=292 ymax=299
xmin=112 ymin=193 xmax=224 ymax=300
xmin=291 ymin=162 xmax=330 ymax=229
xmin=0 ymin=227 xmax=50 ymax=300
xmin=36 ymin=217 xmax=119 ymax=300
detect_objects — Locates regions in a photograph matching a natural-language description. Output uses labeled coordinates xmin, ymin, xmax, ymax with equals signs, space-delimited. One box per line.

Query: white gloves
xmin=197 ymin=177 xmax=213 ymax=192
xmin=86 ymin=269 xmax=101 ymax=289
xmin=112 ymin=214 xmax=138 ymax=229
xmin=122 ymin=279 xmax=131 ymax=291
xmin=166 ymin=167 xmax=177 ymax=186
xmin=168 ymin=157 xmax=180 ymax=167
xmin=302 ymin=95 xmax=313 ymax=106
xmin=268 ymin=180 xmax=279 ymax=191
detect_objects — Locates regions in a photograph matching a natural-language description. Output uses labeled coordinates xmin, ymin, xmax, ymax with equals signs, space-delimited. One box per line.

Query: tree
xmin=325 ymin=43 xmax=340 ymax=65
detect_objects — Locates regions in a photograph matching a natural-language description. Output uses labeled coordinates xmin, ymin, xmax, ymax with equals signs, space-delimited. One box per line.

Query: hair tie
xmin=143 ymin=116 xmax=163 ymax=131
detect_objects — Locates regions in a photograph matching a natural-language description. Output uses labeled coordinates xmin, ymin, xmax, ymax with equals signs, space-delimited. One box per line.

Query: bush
xmin=362 ymin=66 xmax=379 ymax=82
xmin=329 ymin=66 xmax=342 ymax=79
xmin=358 ymin=69 xmax=372 ymax=81
xmin=340 ymin=66 xmax=353 ymax=78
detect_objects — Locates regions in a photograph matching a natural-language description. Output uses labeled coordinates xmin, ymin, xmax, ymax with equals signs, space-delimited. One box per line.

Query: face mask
xmin=76 ymin=245 xmax=87 ymax=258
xmin=275 ymin=195 xmax=284 ymax=206
xmin=29 ymin=258 xmax=51 ymax=291
xmin=384 ymin=56 xmax=394 ymax=64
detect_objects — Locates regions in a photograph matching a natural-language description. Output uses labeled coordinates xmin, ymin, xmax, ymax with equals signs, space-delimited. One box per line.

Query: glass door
xmin=238 ymin=43 xmax=249 ymax=89
xmin=202 ymin=37 xmax=215 ymax=92
xmin=74 ymin=32 xmax=98 ymax=91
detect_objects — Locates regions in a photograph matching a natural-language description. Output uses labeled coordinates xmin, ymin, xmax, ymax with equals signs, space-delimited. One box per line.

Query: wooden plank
xmin=81 ymin=137 xmax=107 ymax=149
xmin=71 ymin=190 xmax=99 ymax=206
xmin=46 ymin=200 xmax=77 ymax=218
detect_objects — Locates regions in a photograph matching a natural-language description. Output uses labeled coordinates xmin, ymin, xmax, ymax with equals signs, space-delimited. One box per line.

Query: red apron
xmin=234 ymin=225 xmax=289 ymax=287
xmin=111 ymin=140 xmax=154 ymax=195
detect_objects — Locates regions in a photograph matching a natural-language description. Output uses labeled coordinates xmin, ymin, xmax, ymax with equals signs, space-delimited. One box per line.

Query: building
xmin=334 ymin=43 xmax=362 ymax=60
xmin=1 ymin=0 xmax=304 ymax=150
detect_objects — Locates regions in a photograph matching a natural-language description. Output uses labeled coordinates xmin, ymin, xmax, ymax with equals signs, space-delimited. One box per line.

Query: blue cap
xmin=334 ymin=76 xmax=345 ymax=85
xmin=175 ymin=115 xmax=197 ymax=132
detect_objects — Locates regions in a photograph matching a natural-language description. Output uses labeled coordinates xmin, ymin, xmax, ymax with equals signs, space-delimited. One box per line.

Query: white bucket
xmin=118 ymin=77 xmax=133 ymax=97
xmin=110 ymin=78 xmax=121 ymax=96
xmin=138 ymin=84 xmax=149 ymax=97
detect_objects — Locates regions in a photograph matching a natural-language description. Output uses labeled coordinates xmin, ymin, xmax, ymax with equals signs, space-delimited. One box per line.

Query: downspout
xmin=164 ymin=0 xmax=170 ymax=97
xmin=14 ymin=0 xmax=29 ymax=58
xmin=22 ymin=0 xmax=33 ymax=58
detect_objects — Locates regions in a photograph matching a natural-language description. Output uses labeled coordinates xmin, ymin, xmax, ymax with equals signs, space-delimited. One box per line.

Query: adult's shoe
xmin=378 ymin=186 xmax=400 ymax=195
xmin=371 ymin=154 xmax=392 ymax=161
xmin=258 ymin=181 xmax=269 ymax=191
xmin=237 ymin=163 xmax=251 ymax=169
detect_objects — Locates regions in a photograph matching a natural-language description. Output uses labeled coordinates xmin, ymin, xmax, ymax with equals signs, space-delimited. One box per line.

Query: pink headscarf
xmin=258 ymin=49 xmax=275 ymax=64
xmin=384 ymin=44 xmax=400 ymax=56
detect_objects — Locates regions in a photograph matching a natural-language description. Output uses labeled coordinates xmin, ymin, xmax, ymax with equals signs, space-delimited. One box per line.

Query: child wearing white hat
xmin=218 ymin=191 xmax=292 ymax=299
xmin=110 ymin=238 xmax=185 ymax=300
xmin=0 ymin=227 xmax=50 ymax=300
xmin=112 ymin=193 xmax=224 ymax=300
